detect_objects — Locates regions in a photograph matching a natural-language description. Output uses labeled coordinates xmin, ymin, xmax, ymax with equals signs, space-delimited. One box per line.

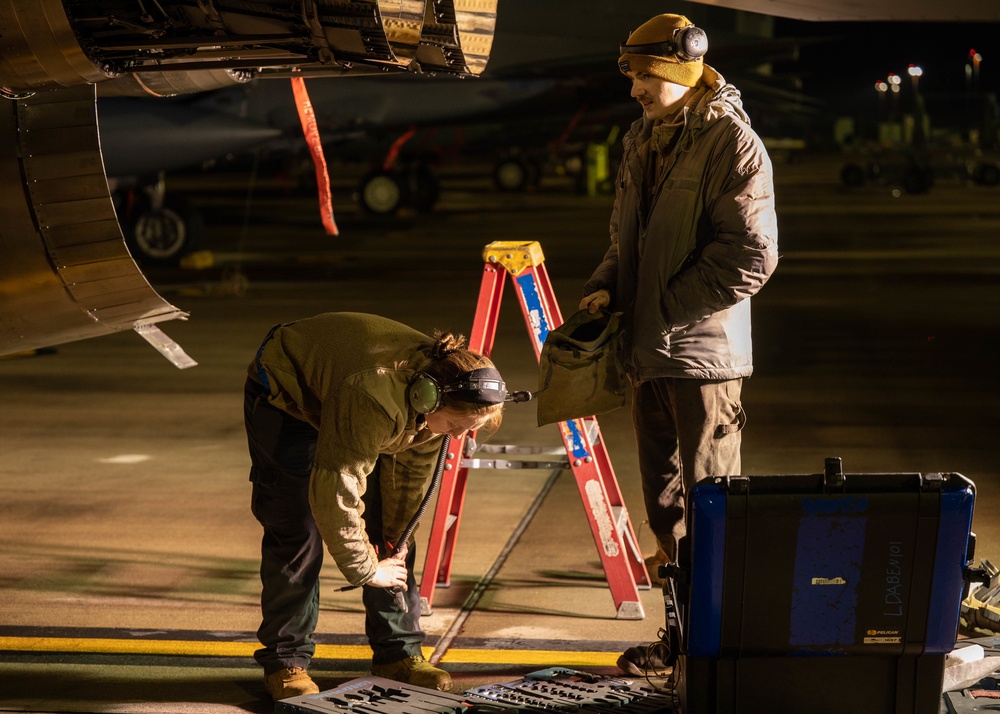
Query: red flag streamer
xmin=290 ymin=76 xmax=338 ymax=236
xmin=382 ymin=125 xmax=417 ymax=172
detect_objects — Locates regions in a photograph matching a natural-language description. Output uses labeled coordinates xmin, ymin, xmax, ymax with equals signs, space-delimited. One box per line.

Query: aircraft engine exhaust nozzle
xmin=0 ymin=0 xmax=498 ymax=97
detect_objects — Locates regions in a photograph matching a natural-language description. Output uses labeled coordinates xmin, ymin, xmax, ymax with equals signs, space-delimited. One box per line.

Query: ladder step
xmin=460 ymin=458 xmax=568 ymax=470
xmin=475 ymin=442 xmax=567 ymax=456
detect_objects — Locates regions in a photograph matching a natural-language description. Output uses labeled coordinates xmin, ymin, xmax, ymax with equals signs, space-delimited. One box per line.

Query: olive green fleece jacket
xmin=248 ymin=312 xmax=444 ymax=587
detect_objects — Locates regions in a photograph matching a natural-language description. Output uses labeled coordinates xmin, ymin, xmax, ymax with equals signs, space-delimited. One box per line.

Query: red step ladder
xmin=419 ymin=241 xmax=650 ymax=620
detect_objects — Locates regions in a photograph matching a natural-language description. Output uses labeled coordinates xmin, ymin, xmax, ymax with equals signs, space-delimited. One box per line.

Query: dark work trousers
xmin=632 ymin=377 xmax=745 ymax=562
xmin=244 ymin=377 xmax=425 ymax=675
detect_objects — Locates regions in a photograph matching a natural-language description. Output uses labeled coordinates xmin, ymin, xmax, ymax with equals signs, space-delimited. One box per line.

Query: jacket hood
xmin=696 ymin=65 xmax=750 ymax=125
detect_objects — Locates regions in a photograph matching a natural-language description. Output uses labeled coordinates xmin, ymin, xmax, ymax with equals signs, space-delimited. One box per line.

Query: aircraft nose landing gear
xmin=120 ymin=177 xmax=202 ymax=265
xmin=358 ymin=163 xmax=439 ymax=216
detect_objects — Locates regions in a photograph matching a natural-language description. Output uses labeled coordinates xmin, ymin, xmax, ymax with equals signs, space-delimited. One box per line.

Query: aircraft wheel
xmin=493 ymin=157 xmax=537 ymax=192
xmin=359 ymin=170 xmax=407 ymax=215
xmin=840 ymin=163 xmax=866 ymax=187
xmin=124 ymin=193 xmax=201 ymax=265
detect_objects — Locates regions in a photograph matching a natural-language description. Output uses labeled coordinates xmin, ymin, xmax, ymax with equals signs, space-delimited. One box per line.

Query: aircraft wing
xmin=0 ymin=0 xmax=498 ymax=367
xmin=684 ymin=0 xmax=1000 ymax=22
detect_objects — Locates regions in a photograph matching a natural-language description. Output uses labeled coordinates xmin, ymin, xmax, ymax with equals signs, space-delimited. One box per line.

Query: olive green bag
xmin=536 ymin=309 xmax=627 ymax=426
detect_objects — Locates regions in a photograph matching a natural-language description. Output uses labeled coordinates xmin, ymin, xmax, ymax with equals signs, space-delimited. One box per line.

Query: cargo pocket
xmin=249 ymin=466 xmax=281 ymax=486
xmin=714 ymin=402 xmax=746 ymax=438
xmin=246 ymin=391 xmax=315 ymax=483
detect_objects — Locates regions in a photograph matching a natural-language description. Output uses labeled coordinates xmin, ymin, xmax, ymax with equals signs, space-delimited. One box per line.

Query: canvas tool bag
xmin=536 ymin=309 xmax=627 ymax=426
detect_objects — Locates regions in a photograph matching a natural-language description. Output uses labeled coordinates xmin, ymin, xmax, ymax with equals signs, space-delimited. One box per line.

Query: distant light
xmin=890 ymin=84 xmax=901 ymax=94
xmin=888 ymin=73 xmax=901 ymax=85
xmin=907 ymin=65 xmax=923 ymax=77
xmin=875 ymin=80 xmax=888 ymax=92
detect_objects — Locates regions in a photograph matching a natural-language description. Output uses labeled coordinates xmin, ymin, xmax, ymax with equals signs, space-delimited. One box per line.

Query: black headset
xmin=619 ymin=24 xmax=708 ymax=63
xmin=409 ymin=367 xmax=508 ymax=414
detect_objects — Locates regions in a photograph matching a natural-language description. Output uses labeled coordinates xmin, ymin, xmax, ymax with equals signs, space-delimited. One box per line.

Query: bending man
xmin=244 ymin=312 xmax=505 ymax=699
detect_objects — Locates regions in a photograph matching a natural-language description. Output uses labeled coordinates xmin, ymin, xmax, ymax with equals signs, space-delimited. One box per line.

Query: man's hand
xmin=579 ymin=290 xmax=610 ymax=314
xmin=368 ymin=555 xmax=407 ymax=589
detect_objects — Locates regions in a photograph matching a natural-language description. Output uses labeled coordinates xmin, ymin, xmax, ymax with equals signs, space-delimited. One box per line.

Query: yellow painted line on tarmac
xmin=0 ymin=636 xmax=258 ymax=658
xmin=314 ymin=644 xmax=382 ymax=659
xmin=0 ymin=637 xmax=372 ymax=660
xmin=440 ymin=648 xmax=618 ymax=668
xmin=0 ymin=637 xmax=616 ymax=667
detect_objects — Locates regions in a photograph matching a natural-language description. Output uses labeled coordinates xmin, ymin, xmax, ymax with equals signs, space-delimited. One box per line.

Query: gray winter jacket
xmin=583 ymin=66 xmax=778 ymax=382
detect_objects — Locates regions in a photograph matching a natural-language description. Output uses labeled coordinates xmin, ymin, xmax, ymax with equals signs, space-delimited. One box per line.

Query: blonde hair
xmin=422 ymin=331 xmax=504 ymax=434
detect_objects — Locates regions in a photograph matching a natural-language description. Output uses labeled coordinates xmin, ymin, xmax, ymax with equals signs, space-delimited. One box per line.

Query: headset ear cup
xmin=677 ymin=25 xmax=708 ymax=61
xmin=409 ymin=374 xmax=440 ymax=414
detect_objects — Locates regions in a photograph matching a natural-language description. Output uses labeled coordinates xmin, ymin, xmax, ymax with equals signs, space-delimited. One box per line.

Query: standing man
xmin=245 ymin=312 xmax=506 ymax=700
xmin=579 ymin=14 xmax=778 ymax=675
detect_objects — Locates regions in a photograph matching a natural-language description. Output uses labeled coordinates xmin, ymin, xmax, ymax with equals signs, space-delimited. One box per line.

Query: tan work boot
xmin=645 ymin=546 xmax=670 ymax=587
xmin=264 ymin=666 xmax=320 ymax=700
xmin=371 ymin=655 xmax=452 ymax=691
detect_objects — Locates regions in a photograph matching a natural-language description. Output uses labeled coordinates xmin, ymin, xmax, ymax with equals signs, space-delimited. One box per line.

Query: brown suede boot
xmin=371 ymin=655 xmax=452 ymax=691
xmin=645 ymin=546 xmax=670 ymax=586
xmin=264 ymin=666 xmax=320 ymax=700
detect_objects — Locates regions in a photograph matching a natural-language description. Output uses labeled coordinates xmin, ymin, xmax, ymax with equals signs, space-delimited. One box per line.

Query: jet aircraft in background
xmin=101 ymin=0 xmax=825 ymax=261
xmin=1 ymin=0 xmax=998 ymax=367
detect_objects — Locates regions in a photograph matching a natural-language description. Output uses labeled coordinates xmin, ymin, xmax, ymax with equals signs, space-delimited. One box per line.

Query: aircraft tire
xmin=493 ymin=157 xmax=538 ymax=192
xmin=124 ymin=193 xmax=202 ymax=266
xmin=359 ymin=169 xmax=408 ymax=215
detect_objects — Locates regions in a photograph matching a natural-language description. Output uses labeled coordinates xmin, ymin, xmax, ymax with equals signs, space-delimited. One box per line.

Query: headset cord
xmin=386 ymin=434 xmax=451 ymax=612
xmin=337 ymin=434 xmax=452 ymax=615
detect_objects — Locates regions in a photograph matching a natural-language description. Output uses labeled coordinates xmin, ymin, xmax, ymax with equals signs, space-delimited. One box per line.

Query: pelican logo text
xmin=884 ymin=541 xmax=905 ymax=616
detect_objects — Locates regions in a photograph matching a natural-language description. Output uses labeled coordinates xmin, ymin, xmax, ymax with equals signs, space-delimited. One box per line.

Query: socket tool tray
xmin=276 ymin=668 xmax=675 ymax=712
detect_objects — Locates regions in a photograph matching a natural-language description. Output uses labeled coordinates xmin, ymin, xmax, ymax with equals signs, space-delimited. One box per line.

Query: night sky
xmin=772 ymin=18 xmax=997 ymax=103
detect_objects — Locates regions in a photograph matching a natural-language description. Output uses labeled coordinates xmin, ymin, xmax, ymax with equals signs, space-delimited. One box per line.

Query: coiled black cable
xmin=389 ymin=434 xmax=451 ymax=559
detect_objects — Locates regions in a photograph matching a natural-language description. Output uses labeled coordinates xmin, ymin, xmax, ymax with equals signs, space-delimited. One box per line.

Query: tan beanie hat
xmin=618 ymin=14 xmax=707 ymax=88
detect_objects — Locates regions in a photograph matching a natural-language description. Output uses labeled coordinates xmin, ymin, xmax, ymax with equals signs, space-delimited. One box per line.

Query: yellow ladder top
xmin=482 ymin=241 xmax=546 ymax=276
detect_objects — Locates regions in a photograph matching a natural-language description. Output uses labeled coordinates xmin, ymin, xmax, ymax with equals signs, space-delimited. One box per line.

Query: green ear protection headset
xmin=409 ymin=367 xmax=508 ymax=414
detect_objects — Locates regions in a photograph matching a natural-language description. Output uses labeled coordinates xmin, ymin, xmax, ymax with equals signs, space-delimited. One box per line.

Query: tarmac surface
xmin=1 ymin=153 xmax=999 ymax=713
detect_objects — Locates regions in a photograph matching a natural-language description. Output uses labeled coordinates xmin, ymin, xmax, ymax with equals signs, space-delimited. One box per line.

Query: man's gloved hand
xmin=579 ymin=289 xmax=610 ymax=314
xmin=368 ymin=555 xmax=407 ymax=589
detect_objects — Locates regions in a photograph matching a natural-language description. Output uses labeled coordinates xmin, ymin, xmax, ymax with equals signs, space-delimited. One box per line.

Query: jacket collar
xmin=623 ymin=64 xmax=747 ymax=153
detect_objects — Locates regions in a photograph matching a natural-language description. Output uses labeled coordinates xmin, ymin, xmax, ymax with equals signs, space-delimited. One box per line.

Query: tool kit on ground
xmin=276 ymin=669 xmax=675 ymax=712
xmin=663 ymin=457 xmax=980 ymax=714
